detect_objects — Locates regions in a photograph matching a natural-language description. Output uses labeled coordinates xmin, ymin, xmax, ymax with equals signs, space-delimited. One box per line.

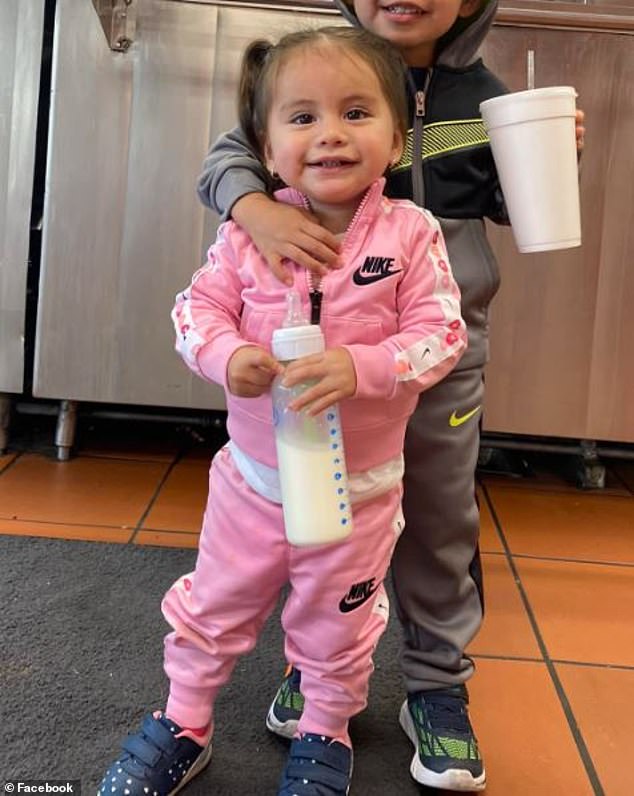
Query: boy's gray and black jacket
xmin=196 ymin=0 xmax=508 ymax=372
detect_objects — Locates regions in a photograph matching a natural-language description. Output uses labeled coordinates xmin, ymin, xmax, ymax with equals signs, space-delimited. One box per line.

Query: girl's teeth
xmin=387 ymin=5 xmax=422 ymax=14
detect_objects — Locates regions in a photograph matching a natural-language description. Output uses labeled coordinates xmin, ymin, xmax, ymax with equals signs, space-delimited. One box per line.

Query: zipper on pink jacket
xmin=309 ymin=282 xmax=323 ymax=324
xmin=303 ymin=181 xmax=376 ymax=325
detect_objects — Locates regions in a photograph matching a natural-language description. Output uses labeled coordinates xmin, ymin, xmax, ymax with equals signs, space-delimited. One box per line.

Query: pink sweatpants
xmin=162 ymin=445 xmax=403 ymax=743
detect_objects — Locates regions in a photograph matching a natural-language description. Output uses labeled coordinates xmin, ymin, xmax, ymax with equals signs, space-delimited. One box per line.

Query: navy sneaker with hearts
xmin=277 ymin=732 xmax=353 ymax=796
xmin=98 ymin=713 xmax=212 ymax=796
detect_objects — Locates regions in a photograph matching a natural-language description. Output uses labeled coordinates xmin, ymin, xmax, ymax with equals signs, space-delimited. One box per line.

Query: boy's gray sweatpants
xmin=394 ymin=365 xmax=485 ymax=694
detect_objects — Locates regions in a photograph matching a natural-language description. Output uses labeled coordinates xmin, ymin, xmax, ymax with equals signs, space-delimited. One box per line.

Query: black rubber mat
xmin=1 ymin=535 xmax=426 ymax=794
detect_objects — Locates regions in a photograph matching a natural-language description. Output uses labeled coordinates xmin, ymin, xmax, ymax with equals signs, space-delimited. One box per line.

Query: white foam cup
xmin=480 ymin=87 xmax=581 ymax=253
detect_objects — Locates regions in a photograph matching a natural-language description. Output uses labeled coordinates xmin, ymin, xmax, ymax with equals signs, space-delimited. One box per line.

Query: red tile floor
xmin=1 ymin=415 xmax=632 ymax=795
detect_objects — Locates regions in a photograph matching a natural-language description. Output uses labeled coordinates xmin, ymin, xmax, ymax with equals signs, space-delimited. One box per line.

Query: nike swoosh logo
xmin=449 ymin=405 xmax=481 ymax=427
xmin=353 ymin=268 xmax=402 ymax=286
xmin=339 ymin=583 xmax=380 ymax=613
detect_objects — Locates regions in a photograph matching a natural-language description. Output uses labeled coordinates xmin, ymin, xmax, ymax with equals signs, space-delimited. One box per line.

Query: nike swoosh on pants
xmin=449 ymin=406 xmax=481 ymax=427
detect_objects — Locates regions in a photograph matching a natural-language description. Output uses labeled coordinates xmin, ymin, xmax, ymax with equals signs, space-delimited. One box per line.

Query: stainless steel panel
xmin=36 ymin=0 xmax=341 ymax=410
xmin=0 ymin=0 xmax=45 ymax=393
xmin=36 ymin=0 xmax=220 ymax=408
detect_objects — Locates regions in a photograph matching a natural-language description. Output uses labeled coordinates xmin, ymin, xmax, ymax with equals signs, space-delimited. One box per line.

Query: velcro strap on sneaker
xmin=140 ymin=714 xmax=179 ymax=752
xmin=122 ymin=733 xmax=162 ymax=767
xmin=121 ymin=714 xmax=180 ymax=767
xmin=286 ymin=737 xmax=351 ymax=790
xmin=284 ymin=761 xmax=349 ymax=791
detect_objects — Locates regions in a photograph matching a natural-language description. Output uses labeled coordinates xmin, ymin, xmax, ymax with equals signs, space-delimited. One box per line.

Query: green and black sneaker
xmin=399 ymin=685 xmax=486 ymax=791
xmin=266 ymin=665 xmax=304 ymax=740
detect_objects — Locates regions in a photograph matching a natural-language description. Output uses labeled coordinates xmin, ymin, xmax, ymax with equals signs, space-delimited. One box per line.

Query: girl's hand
xmin=283 ymin=348 xmax=357 ymax=415
xmin=232 ymin=193 xmax=341 ymax=286
xmin=576 ymin=108 xmax=586 ymax=153
xmin=227 ymin=345 xmax=282 ymax=397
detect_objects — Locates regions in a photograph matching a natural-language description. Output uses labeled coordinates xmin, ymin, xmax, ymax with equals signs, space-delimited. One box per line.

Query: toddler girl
xmin=100 ymin=25 xmax=466 ymax=796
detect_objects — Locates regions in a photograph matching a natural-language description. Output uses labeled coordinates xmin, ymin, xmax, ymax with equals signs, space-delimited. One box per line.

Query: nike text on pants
xmin=161 ymin=445 xmax=404 ymax=743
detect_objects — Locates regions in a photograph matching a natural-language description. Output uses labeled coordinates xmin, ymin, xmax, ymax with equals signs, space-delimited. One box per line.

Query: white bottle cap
xmin=272 ymin=324 xmax=325 ymax=361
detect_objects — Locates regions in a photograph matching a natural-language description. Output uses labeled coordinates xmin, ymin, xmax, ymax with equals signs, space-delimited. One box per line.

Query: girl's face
xmin=352 ymin=0 xmax=482 ymax=66
xmin=264 ymin=45 xmax=403 ymax=232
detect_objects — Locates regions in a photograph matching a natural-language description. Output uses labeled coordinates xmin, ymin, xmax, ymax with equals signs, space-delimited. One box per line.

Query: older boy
xmin=197 ymin=1 xmax=585 ymax=790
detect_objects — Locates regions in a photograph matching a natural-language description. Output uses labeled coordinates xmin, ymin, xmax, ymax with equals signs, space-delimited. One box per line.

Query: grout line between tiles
xmin=482 ymin=548 xmax=634 ymax=570
xmin=480 ymin=547 xmax=634 ymax=570
xmin=551 ymin=658 xmax=634 ymax=673
xmin=127 ymin=453 xmax=185 ymax=544
xmin=138 ymin=526 xmax=202 ymax=535
xmin=480 ymin=480 xmax=606 ymax=796
xmin=0 ymin=451 xmax=23 ymax=476
xmin=474 ymin=650 xmax=634 ymax=673
xmin=470 ymin=652 xmax=543 ymax=664
xmin=75 ymin=452 xmax=182 ymax=464
xmin=0 ymin=517 xmax=133 ymax=531
xmin=511 ymin=552 xmax=634 ymax=569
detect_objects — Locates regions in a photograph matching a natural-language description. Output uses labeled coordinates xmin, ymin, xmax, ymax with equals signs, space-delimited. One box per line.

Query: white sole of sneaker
xmin=265 ymin=700 xmax=299 ymax=740
xmin=167 ymin=742 xmax=213 ymax=796
xmin=399 ymin=701 xmax=486 ymax=792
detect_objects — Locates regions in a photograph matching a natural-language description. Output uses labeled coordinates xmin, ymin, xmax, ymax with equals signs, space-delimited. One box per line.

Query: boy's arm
xmin=196 ymin=126 xmax=271 ymax=219
xmin=197 ymin=127 xmax=340 ymax=281
xmin=488 ymin=179 xmax=510 ymax=226
xmin=345 ymin=213 xmax=467 ymax=400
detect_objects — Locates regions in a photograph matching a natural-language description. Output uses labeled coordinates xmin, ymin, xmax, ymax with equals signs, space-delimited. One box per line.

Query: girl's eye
xmin=345 ymin=108 xmax=369 ymax=121
xmin=290 ymin=113 xmax=314 ymax=125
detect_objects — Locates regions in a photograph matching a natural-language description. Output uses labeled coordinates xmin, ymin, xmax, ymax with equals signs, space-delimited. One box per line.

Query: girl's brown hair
xmin=238 ymin=26 xmax=408 ymax=159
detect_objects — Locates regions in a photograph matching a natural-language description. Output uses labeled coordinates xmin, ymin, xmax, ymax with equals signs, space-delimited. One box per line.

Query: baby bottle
xmin=271 ymin=291 xmax=353 ymax=546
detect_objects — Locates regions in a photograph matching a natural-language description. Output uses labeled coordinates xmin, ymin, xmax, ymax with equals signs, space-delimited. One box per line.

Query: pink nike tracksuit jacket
xmin=163 ymin=178 xmax=467 ymax=745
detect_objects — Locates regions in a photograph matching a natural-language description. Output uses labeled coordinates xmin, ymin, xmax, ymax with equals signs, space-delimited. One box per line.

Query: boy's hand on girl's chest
xmin=233 ymin=194 xmax=341 ymax=285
